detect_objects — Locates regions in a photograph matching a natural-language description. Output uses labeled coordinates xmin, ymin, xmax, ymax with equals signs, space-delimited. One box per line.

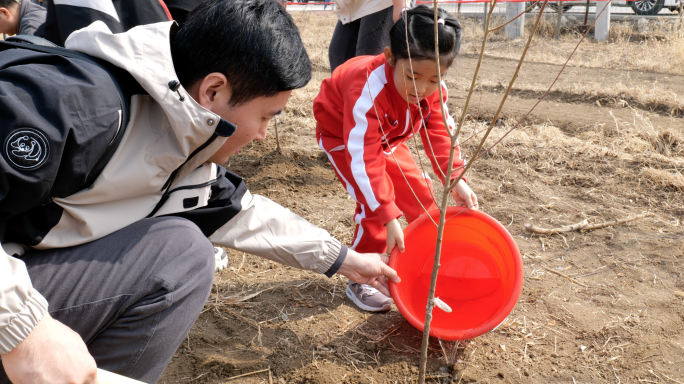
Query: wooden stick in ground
xmin=268 ymin=368 xmax=274 ymax=384
xmin=524 ymin=213 xmax=650 ymax=235
xmin=274 ymin=116 xmax=281 ymax=153
xmin=225 ymin=368 xmax=271 ymax=382
xmin=542 ymin=266 xmax=588 ymax=287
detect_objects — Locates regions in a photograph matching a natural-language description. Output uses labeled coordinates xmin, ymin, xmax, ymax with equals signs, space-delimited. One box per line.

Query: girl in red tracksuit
xmin=314 ymin=5 xmax=478 ymax=311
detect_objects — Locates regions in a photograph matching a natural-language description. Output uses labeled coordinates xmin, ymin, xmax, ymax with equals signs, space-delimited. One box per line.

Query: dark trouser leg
xmin=0 ymin=217 xmax=215 ymax=384
xmin=328 ymin=19 xmax=361 ymax=73
xmin=356 ymin=6 xmax=394 ymax=56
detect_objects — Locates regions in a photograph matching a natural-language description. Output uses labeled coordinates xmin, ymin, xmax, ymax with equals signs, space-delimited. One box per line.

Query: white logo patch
xmin=5 ymin=129 xmax=49 ymax=170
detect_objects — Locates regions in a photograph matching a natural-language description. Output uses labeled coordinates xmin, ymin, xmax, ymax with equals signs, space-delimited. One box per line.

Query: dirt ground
xmin=160 ymin=12 xmax=684 ymax=384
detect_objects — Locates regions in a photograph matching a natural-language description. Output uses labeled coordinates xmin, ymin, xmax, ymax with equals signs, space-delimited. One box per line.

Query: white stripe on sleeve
xmin=347 ymin=65 xmax=388 ymax=211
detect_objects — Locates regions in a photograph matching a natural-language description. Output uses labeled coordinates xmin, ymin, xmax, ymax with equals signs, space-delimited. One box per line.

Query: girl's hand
xmin=385 ymin=218 xmax=405 ymax=254
xmin=451 ymin=179 xmax=478 ymax=210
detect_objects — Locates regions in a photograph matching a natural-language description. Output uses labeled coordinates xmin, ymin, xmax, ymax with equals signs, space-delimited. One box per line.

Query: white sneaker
xmin=214 ymin=247 xmax=228 ymax=272
xmin=346 ymin=282 xmax=392 ymax=312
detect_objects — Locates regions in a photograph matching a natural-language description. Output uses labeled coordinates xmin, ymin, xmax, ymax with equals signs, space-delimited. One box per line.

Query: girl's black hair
xmin=389 ymin=5 xmax=463 ymax=66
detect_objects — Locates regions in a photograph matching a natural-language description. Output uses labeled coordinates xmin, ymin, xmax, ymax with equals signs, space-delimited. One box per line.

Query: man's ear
xmin=384 ymin=47 xmax=395 ymax=67
xmin=0 ymin=8 xmax=11 ymax=20
xmin=193 ymin=72 xmax=232 ymax=111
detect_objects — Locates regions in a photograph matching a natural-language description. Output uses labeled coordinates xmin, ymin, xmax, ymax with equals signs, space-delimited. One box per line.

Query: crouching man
xmin=0 ymin=0 xmax=400 ymax=383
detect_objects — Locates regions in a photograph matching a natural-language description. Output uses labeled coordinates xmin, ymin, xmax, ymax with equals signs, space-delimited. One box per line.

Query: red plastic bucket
xmin=388 ymin=207 xmax=523 ymax=341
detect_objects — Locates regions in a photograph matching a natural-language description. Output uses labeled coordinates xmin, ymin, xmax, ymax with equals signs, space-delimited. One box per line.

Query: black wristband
xmin=324 ymin=245 xmax=348 ymax=278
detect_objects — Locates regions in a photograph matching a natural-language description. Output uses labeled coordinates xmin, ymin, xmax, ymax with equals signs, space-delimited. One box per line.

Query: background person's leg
xmin=355 ymin=6 xmax=394 ymax=57
xmin=328 ymin=19 xmax=361 ymax=73
xmin=0 ymin=217 xmax=215 ymax=384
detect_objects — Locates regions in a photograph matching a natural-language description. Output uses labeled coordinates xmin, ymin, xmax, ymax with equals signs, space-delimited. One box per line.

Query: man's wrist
xmin=0 ymin=289 xmax=49 ymax=355
xmin=324 ymin=245 xmax=347 ymax=278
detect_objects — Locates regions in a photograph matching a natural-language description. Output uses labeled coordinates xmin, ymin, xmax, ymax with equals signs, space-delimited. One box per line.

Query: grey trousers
xmin=328 ymin=5 xmax=394 ymax=73
xmin=0 ymin=217 xmax=215 ymax=384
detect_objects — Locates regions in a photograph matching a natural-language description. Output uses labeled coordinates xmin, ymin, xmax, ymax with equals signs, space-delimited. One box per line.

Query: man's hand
xmin=451 ymin=179 xmax=478 ymax=210
xmin=2 ymin=313 xmax=98 ymax=384
xmin=385 ymin=218 xmax=405 ymax=254
xmin=337 ymin=249 xmax=401 ymax=297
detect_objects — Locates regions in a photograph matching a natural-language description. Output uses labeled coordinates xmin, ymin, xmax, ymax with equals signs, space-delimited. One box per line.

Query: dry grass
xmin=479 ymin=108 xmax=684 ymax=192
xmin=460 ymin=15 xmax=684 ymax=74
xmin=295 ymin=12 xmax=338 ymax=72
xmin=455 ymin=76 xmax=684 ymax=117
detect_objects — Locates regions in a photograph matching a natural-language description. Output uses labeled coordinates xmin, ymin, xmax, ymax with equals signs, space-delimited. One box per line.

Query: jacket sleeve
xmin=420 ymin=83 xmax=467 ymax=186
xmin=0 ymin=245 xmax=49 ymax=355
xmin=170 ymin=165 xmax=346 ymax=276
xmin=342 ymin=85 xmax=402 ymax=225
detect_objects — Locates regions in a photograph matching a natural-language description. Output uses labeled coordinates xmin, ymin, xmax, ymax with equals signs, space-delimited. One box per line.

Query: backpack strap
xmin=0 ymin=36 xmax=145 ymax=187
xmin=6 ymin=35 xmax=58 ymax=47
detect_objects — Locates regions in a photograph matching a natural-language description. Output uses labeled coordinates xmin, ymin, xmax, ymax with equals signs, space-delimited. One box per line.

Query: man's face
xmin=189 ymin=73 xmax=291 ymax=165
xmin=207 ymin=91 xmax=291 ymax=164
xmin=0 ymin=5 xmax=20 ymax=36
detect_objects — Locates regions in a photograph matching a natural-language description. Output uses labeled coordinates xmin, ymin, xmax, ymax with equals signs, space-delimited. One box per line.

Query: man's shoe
xmin=215 ymin=247 xmax=228 ymax=272
xmin=346 ymin=282 xmax=392 ymax=312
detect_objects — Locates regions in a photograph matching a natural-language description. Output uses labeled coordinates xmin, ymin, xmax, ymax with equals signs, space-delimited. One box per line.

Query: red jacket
xmin=314 ymin=54 xmax=465 ymax=224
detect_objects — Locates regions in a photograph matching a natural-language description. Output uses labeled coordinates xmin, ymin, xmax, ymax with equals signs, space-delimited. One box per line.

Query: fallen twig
xmin=524 ymin=213 xmax=650 ymax=235
xmin=225 ymin=368 xmax=271 ymax=382
xmin=219 ymin=283 xmax=283 ymax=304
xmin=542 ymin=266 xmax=588 ymax=288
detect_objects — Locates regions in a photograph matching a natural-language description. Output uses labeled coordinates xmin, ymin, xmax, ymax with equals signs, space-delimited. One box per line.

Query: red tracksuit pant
xmin=318 ymin=137 xmax=438 ymax=254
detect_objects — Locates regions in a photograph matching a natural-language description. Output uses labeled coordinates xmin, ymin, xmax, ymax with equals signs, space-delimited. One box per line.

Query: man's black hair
xmin=0 ymin=0 xmax=19 ymax=9
xmin=171 ymin=0 xmax=312 ymax=106
xmin=389 ymin=5 xmax=463 ymax=67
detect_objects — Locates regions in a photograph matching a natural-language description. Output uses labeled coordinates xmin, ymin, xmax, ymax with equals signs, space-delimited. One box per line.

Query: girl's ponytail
xmin=389 ymin=5 xmax=463 ymax=66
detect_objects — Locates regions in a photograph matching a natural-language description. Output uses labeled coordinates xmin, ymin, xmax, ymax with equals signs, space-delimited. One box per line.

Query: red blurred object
xmin=388 ymin=207 xmax=523 ymax=341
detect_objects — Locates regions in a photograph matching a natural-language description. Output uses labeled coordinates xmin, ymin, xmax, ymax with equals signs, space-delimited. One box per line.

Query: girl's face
xmin=385 ymin=47 xmax=448 ymax=105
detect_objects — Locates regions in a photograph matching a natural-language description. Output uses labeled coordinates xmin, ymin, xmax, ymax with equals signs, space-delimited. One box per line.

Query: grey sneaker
xmin=214 ymin=247 xmax=228 ymax=272
xmin=346 ymin=282 xmax=392 ymax=312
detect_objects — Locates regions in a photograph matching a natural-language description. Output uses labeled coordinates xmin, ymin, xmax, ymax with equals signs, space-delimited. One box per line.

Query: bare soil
xmin=160 ymin=13 xmax=684 ymax=384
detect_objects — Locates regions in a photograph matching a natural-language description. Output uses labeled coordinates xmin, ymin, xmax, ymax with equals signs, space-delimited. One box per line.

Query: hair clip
xmin=437 ymin=18 xmax=445 ymax=25
xmin=401 ymin=6 xmax=410 ymax=15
